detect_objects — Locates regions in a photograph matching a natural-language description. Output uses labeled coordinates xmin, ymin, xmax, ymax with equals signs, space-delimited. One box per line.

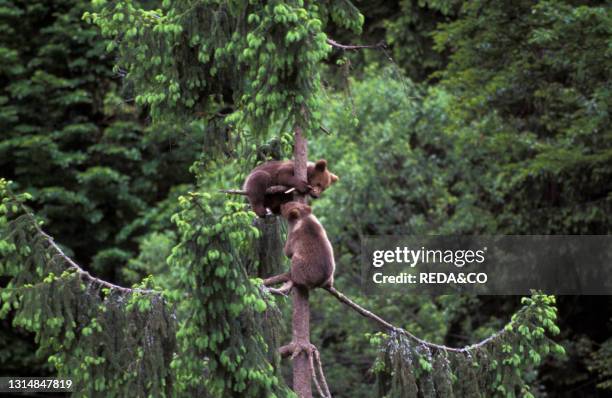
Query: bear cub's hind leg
xmin=244 ymin=170 xmax=271 ymax=217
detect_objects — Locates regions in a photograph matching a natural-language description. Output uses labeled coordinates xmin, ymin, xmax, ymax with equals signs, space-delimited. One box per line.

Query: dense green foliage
xmin=167 ymin=191 xmax=290 ymax=396
xmin=0 ymin=180 xmax=176 ymax=397
xmin=433 ymin=0 xmax=611 ymax=234
xmin=0 ymin=0 xmax=197 ymax=375
xmin=1 ymin=0 xmax=610 ymax=397
xmin=86 ymin=0 xmax=363 ymax=138
xmin=374 ymin=295 xmax=564 ymax=398
xmin=0 ymin=0 xmax=198 ymax=283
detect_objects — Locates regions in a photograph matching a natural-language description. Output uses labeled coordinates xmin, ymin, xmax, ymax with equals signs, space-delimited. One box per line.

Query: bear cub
xmin=243 ymin=159 xmax=339 ymax=217
xmin=281 ymin=201 xmax=335 ymax=289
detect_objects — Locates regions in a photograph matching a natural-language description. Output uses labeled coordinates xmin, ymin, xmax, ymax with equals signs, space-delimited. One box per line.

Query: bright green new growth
xmin=167 ymin=191 xmax=292 ymax=396
xmin=374 ymin=295 xmax=565 ymax=398
xmin=0 ymin=179 xmax=176 ymax=398
xmin=85 ymin=0 xmax=363 ymax=138
xmin=1 ymin=177 xmax=291 ymax=397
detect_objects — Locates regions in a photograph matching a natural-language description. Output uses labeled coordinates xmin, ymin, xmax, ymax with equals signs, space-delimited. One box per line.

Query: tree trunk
xmin=291 ymin=124 xmax=312 ymax=397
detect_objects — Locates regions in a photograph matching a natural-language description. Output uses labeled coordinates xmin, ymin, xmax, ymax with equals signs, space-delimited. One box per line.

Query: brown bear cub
xmin=281 ymin=201 xmax=335 ymax=289
xmin=243 ymin=159 xmax=339 ymax=217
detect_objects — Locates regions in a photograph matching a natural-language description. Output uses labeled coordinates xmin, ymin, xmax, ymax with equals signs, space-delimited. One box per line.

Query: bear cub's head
xmin=281 ymin=201 xmax=312 ymax=222
xmin=308 ymin=159 xmax=339 ymax=198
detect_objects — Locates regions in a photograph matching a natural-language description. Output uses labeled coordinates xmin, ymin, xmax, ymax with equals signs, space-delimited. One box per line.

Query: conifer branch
xmin=14 ymin=199 xmax=158 ymax=295
xmin=325 ymin=286 xmax=506 ymax=353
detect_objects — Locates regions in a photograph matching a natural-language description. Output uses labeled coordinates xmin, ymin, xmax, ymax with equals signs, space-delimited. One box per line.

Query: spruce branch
xmin=325 ymin=286 xmax=506 ymax=354
xmin=39 ymin=228 xmax=157 ymax=295
xmin=10 ymin=195 xmax=159 ymax=295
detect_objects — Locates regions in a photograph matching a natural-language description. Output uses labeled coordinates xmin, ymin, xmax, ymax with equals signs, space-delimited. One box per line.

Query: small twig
xmin=311 ymin=347 xmax=332 ymax=398
xmin=218 ymin=189 xmax=249 ymax=195
xmin=319 ymin=125 xmax=332 ymax=135
xmin=313 ymin=348 xmax=332 ymax=398
xmin=265 ymin=282 xmax=293 ymax=297
xmin=326 ymin=38 xmax=386 ymax=51
xmin=325 ymin=286 xmax=506 ymax=353
xmin=219 ymin=185 xmax=295 ymax=196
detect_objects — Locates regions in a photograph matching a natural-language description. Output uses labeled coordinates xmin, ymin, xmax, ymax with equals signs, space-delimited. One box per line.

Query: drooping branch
xmin=11 ymin=198 xmax=158 ymax=295
xmin=40 ymin=229 xmax=157 ymax=295
xmin=325 ymin=286 xmax=506 ymax=354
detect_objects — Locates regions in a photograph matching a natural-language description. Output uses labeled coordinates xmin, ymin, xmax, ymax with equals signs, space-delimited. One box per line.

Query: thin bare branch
xmin=279 ymin=343 xmax=296 ymax=358
xmin=319 ymin=125 xmax=332 ymax=135
xmin=325 ymin=286 xmax=506 ymax=353
xmin=13 ymin=198 xmax=158 ymax=295
xmin=326 ymin=38 xmax=386 ymax=51
xmin=309 ymin=352 xmax=325 ymax=398
xmin=313 ymin=349 xmax=332 ymax=398
xmin=264 ymin=282 xmax=292 ymax=297
xmin=219 ymin=185 xmax=295 ymax=196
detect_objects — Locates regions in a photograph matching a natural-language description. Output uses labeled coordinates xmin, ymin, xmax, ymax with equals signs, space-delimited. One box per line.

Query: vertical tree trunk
xmin=292 ymin=286 xmax=311 ymax=397
xmin=291 ymin=124 xmax=312 ymax=397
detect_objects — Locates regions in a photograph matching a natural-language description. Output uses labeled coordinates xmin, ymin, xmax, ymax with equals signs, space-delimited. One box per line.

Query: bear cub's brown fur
xmin=243 ymin=159 xmax=339 ymax=217
xmin=281 ymin=201 xmax=335 ymax=289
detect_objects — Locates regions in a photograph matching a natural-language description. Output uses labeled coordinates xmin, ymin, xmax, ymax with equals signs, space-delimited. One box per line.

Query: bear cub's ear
xmin=288 ymin=208 xmax=301 ymax=220
xmin=315 ymin=159 xmax=327 ymax=172
xmin=330 ymin=173 xmax=339 ymax=183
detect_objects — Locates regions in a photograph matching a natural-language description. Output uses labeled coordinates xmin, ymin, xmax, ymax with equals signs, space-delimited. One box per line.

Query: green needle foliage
xmin=430 ymin=0 xmax=612 ymax=234
xmin=86 ymin=0 xmax=363 ymax=137
xmin=0 ymin=0 xmax=199 ymax=279
xmin=167 ymin=192 xmax=291 ymax=397
xmin=0 ymin=179 xmax=176 ymax=397
xmin=374 ymin=295 xmax=565 ymax=398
